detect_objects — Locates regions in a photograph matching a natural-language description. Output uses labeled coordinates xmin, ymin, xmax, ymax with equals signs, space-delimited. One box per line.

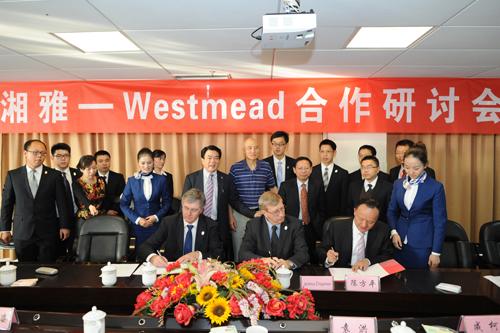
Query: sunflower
xmin=230 ymin=275 xmax=244 ymax=289
xmin=239 ymin=268 xmax=255 ymax=280
xmin=205 ymin=297 xmax=231 ymax=325
xmin=189 ymin=283 xmax=199 ymax=295
xmin=196 ymin=285 xmax=218 ymax=306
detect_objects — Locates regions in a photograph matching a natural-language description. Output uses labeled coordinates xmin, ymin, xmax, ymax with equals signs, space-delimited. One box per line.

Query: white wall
xmin=324 ymin=133 xmax=388 ymax=173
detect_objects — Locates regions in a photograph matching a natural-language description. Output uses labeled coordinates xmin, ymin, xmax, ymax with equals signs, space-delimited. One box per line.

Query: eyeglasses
xmin=271 ymin=142 xmax=287 ymax=147
xmin=267 ymin=206 xmax=285 ymax=216
xmin=361 ymin=165 xmax=378 ymax=170
xmin=27 ymin=150 xmax=47 ymax=157
xmin=54 ymin=154 xmax=70 ymax=159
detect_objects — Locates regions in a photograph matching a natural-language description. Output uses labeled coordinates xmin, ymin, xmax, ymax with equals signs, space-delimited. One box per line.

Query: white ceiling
xmin=0 ymin=0 xmax=499 ymax=81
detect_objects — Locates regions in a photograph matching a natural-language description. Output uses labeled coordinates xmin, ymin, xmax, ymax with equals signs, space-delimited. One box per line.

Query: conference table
xmin=1 ymin=263 xmax=499 ymax=332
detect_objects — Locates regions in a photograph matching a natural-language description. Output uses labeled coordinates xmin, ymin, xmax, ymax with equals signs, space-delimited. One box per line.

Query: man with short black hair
xmin=183 ymin=145 xmax=254 ymax=261
xmin=51 ymin=142 xmax=81 ymax=257
xmin=263 ymin=131 xmax=296 ymax=189
xmin=1 ymin=139 xmax=71 ymax=262
xmin=347 ymin=156 xmax=392 ymax=222
xmin=94 ymin=150 xmax=125 ymax=216
xmin=318 ymin=199 xmax=393 ymax=271
xmin=310 ymin=139 xmax=349 ymax=218
xmin=389 ymin=139 xmax=414 ymax=182
xmin=348 ymin=145 xmax=389 ymax=183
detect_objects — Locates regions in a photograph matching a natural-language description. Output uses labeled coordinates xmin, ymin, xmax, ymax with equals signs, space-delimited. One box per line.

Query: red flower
xmin=153 ymin=276 xmax=173 ymax=290
xmin=135 ymin=290 xmax=152 ymax=310
xmin=265 ymin=298 xmax=286 ymax=317
xmin=175 ymin=271 xmax=193 ymax=286
xmin=150 ymin=297 xmax=170 ymax=317
xmin=229 ymin=296 xmax=242 ymax=316
xmin=174 ymin=303 xmax=194 ymax=326
xmin=211 ymin=271 xmax=228 ymax=285
xmin=166 ymin=261 xmax=180 ymax=272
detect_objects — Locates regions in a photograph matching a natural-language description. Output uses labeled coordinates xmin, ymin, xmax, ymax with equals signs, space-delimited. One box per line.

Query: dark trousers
xmin=14 ymin=235 xmax=58 ymax=262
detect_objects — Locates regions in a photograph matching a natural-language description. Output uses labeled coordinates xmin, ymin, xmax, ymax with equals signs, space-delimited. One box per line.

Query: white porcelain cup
xmin=101 ymin=262 xmax=117 ymax=286
xmin=83 ymin=306 xmax=106 ymax=333
xmin=0 ymin=261 xmax=17 ymax=286
xmin=142 ymin=262 xmax=157 ymax=287
xmin=246 ymin=325 xmax=268 ymax=333
xmin=276 ymin=266 xmax=293 ymax=289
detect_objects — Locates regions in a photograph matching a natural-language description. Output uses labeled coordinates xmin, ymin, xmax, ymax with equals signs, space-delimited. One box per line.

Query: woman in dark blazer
xmin=387 ymin=148 xmax=447 ymax=269
xmin=120 ymin=148 xmax=171 ymax=248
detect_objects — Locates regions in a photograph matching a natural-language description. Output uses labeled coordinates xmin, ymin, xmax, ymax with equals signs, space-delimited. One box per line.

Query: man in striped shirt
xmin=229 ymin=137 xmax=277 ymax=261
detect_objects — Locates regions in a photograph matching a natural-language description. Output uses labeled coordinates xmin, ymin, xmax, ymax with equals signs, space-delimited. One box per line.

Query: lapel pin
xmin=73 ymin=172 xmax=76 ymax=176
xmin=284 ymin=226 xmax=288 ymax=231
xmin=334 ymin=169 xmax=338 ymax=173
xmin=201 ymin=231 xmax=205 ymax=236
xmin=44 ymin=171 xmax=48 ymax=175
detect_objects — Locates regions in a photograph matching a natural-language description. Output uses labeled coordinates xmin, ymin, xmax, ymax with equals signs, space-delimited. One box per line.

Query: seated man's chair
xmin=76 ymin=215 xmax=129 ymax=263
xmin=440 ymin=220 xmax=473 ymax=268
xmin=322 ymin=216 xmax=353 ymax=234
xmin=480 ymin=220 xmax=500 ymax=267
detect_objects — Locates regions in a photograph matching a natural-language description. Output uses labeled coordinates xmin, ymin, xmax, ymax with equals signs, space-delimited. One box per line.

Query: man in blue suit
xmin=120 ymin=148 xmax=171 ymax=248
xmin=387 ymin=148 xmax=447 ymax=269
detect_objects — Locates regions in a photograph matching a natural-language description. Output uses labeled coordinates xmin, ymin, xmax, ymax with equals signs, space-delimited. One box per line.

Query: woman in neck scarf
xmin=387 ymin=147 xmax=447 ymax=269
xmin=120 ymin=148 xmax=171 ymax=250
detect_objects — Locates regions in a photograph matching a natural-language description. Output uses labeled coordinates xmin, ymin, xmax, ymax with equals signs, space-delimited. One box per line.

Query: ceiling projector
xmin=261 ymin=12 xmax=316 ymax=49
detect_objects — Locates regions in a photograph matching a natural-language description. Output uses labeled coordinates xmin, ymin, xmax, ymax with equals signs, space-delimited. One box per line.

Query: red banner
xmin=0 ymin=78 xmax=499 ymax=133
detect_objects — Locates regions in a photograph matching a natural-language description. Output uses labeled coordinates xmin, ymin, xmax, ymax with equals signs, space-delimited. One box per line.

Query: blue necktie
xmin=183 ymin=225 xmax=193 ymax=254
xmin=276 ymin=160 xmax=283 ymax=187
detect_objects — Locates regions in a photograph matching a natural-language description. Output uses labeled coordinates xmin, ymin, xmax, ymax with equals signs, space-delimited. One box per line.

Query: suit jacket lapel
xmin=22 ymin=167 xmax=34 ymax=199
xmin=344 ymin=223 xmax=354 ymax=264
xmin=366 ymin=228 xmax=376 ymax=259
xmin=195 ymin=217 xmax=206 ymax=252
xmin=277 ymin=220 xmax=290 ymax=259
xmin=260 ymin=217 xmax=272 ymax=255
xmin=36 ymin=166 xmax=50 ymax=198
xmin=194 ymin=170 xmax=204 ymax=190
xmin=176 ymin=215 xmax=185 ymax=256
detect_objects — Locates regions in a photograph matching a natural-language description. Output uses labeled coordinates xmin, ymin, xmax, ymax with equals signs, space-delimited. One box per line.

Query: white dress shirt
xmin=364 ymin=176 xmax=378 ymax=192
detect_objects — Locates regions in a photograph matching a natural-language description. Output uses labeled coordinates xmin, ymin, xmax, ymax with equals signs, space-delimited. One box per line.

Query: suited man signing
xmin=388 ymin=148 xmax=447 ymax=269
xmin=137 ymin=188 xmax=223 ymax=266
xmin=278 ymin=156 xmax=325 ymax=264
xmin=348 ymin=145 xmax=389 ymax=184
xmin=1 ymin=139 xmax=71 ymax=262
xmin=347 ymin=156 xmax=393 ymax=223
xmin=263 ymin=131 xmax=296 ymax=189
xmin=120 ymin=148 xmax=171 ymax=248
xmin=311 ymin=139 xmax=349 ymax=218
xmin=94 ymin=150 xmax=126 ymax=216
xmin=239 ymin=191 xmax=309 ymax=269
xmin=183 ymin=145 xmax=255 ymax=261
xmin=318 ymin=199 xmax=393 ymax=271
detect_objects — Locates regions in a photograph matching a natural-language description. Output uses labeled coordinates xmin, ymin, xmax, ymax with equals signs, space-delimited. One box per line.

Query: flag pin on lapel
xmin=201 ymin=231 xmax=205 ymax=236
xmin=284 ymin=226 xmax=288 ymax=231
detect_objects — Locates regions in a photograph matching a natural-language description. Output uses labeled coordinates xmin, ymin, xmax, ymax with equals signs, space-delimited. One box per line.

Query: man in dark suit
xmin=183 ymin=145 xmax=255 ymax=261
xmin=50 ymin=142 xmax=82 ymax=258
xmin=278 ymin=156 xmax=324 ymax=264
xmin=348 ymin=145 xmax=389 ymax=184
xmin=152 ymin=149 xmax=175 ymax=214
xmin=0 ymin=139 xmax=71 ymax=262
xmin=263 ymin=131 xmax=296 ymax=189
xmin=137 ymin=188 xmax=223 ymax=266
xmin=310 ymin=139 xmax=349 ymax=218
xmin=347 ymin=156 xmax=393 ymax=223
xmin=239 ymin=191 xmax=309 ymax=269
xmin=318 ymin=199 xmax=393 ymax=271
xmin=94 ymin=150 xmax=125 ymax=216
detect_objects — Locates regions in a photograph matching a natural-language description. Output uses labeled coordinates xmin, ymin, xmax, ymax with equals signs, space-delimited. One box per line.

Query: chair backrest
xmin=169 ymin=197 xmax=181 ymax=215
xmin=323 ymin=216 xmax=353 ymax=234
xmin=480 ymin=220 xmax=500 ymax=267
xmin=76 ymin=215 xmax=129 ymax=263
xmin=440 ymin=220 xmax=473 ymax=268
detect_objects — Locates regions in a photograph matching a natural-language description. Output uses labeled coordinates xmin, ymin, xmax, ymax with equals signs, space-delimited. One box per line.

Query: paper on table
xmin=115 ymin=263 xmax=140 ymax=277
xmin=133 ymin=262 xmax=167 ymax=276
xmin=483 ymin=275 xmax=500 ymax=288
xmin=11 ymin=278 xmax=38 ymax=287
xmin=329 ymin=264 xmax=389 ymax=281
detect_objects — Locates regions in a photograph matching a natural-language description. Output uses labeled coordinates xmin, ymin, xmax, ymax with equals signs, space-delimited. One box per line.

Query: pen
xmin=156 ymin=250 xmax=168 ymax=264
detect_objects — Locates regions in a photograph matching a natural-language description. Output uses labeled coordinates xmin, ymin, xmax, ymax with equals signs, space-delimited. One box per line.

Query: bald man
xmin=229 ymin=137 xmax=277 ymax=261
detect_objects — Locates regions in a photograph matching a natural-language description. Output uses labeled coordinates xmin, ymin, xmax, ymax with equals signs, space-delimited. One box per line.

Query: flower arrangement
xmin=133 ymin=258 xmax=319 ymax=326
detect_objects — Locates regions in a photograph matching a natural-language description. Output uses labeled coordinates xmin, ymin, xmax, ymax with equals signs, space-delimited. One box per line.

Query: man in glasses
xmin=1 ymin=139 xmax=71 ymax=262
xmin=239 ymin=191 xmax=309 ymax=269
xmin=51 ymin=142 xmax=81 ymax=258
xmin=263 ymin=131 xmax=296 ymax=190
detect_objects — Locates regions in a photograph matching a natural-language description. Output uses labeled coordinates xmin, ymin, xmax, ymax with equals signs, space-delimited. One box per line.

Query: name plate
xmin=345 ymin=275 xmax=380 ymax=292
xmin=0 ymin=307 xmax=19 ymax=331
xmin=330 ymin=316 xmax=378 ymax=333
xmin=458 ymin=315 xmax=500 ymax=333
xmin=300 ymin=275 xmax=334 ymax=291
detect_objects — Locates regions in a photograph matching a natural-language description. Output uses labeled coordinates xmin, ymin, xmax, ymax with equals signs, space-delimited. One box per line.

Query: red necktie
xmin=300 ymin=183 xmax=309 ymax=225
